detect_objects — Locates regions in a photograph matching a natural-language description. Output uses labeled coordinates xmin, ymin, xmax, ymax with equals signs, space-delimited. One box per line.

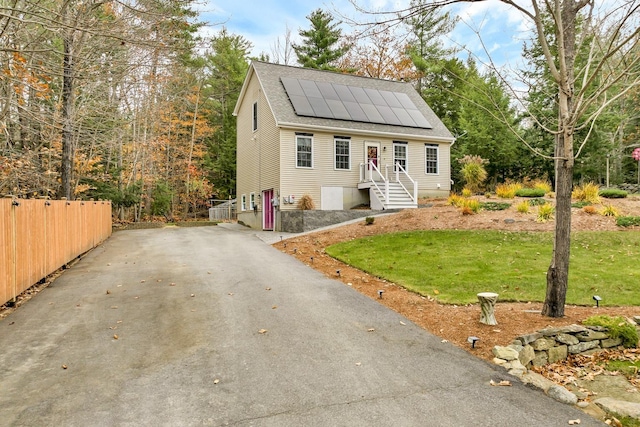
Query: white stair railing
xmin=394 ymin=162 xmax=418 ymax=203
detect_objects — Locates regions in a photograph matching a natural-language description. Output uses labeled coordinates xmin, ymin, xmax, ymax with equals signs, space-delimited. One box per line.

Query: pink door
xmin=262 ymin=189 xmax=275 ymax=230
xmin=367 ymin=145 xmax=379 ymax=169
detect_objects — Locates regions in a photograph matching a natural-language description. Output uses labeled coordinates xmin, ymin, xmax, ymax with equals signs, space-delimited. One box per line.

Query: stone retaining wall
xmin=492 ymin=324 xmax=624 ymax=371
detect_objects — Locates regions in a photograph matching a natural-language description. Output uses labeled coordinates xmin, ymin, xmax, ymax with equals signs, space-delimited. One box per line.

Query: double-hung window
xmin=241 ymin=194 xmax=247 ymax=211
xmin=393 ymin=141 xmax=408 ymax=172
xmin=296 ymin=133 xmax=313 ymax=168
xmin=425 ymin=144 xmax=439 ymax=174
xmin=249 ymin=192 xmax=255 ymax=210
xmin=334 ymin=137 xmax=350 ymax=170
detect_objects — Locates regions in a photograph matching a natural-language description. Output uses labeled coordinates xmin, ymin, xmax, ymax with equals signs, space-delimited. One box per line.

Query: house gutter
xmin=277 ymin=122 xmax=455 ymax=144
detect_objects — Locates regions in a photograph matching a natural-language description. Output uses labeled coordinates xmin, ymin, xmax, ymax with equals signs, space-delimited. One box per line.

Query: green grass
xmin=326 ymin=230 xmax=640 ymax=305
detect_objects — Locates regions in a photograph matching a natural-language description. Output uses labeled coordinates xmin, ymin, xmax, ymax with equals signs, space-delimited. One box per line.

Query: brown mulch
xmin=272 ymin=196 xmax=640 ymax=362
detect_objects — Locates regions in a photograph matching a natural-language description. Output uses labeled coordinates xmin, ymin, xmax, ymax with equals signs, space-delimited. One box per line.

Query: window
xmin=425 ymin=144 xmax=439 ymax=174
xmin=393 ymin=141 xmax=408 ymax=172
xmin=241 ymin=194 xmax=247 ymax=211
xmin=334 ymin=137 xmax=350 ymax=170
xmin=296 ymin=134 xmax=313 ymax=168
xmin=249 ymin=192 xmax=255 ymax=210
xmin=252 ymin=102 xmax=258 ymax=131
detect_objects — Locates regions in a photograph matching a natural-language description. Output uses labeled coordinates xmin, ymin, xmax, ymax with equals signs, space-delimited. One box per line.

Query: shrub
xmin=536 ymin=203 xmax=555 ymax=222
xmin=599 ymin=188 xmax=628 ymax=199
xmin=582 ymin=205 xmax=597 ymax=215
xmin=617 ymin=216 xmax=640 ymax=227
xmin=528 ymin=198 xmax=547 ymax=206
xmin=461 ymin=187 xmax=472 ymax=198
xmin=601 ymin=204 xmax=619 ymax=217
xmin=297 ymin=194 xmax=315 ymax=210
xmin=495 ymin=182 xmax=522 ymax=199
xmin=515 ymin=188 xmax=547 ymax=198
xmin=480 ymin=202 xmax=511 ymax=211
xmin=516 ymin=200 xmax=530 ymax=213
xmin=583 ymin=315 xmax=639 ymax=348
xmin=572 ymin=201 xmax=592 ymax=208
xmin=365 ymin=216 xmax=375 ymax=225
xmin=573 ymin=182 xmax=600 ymax=204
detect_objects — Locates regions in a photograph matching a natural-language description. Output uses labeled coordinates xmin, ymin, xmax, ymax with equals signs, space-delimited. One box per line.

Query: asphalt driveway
xmin=0 ymin=226 xmax=602 ymax=426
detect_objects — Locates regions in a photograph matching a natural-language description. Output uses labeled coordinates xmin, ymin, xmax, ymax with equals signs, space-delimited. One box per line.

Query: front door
xmin=365 ymin=142 xmax=380 ymax=170
xmin=262 ymin=189 xmax=275 ymax=230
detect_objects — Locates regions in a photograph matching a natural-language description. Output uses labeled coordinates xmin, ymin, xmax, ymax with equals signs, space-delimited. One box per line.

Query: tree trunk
xmin=542 ymin=142 xmax=573 ymax=317
xmin=59 ymin=31 xmax=74 ymax=200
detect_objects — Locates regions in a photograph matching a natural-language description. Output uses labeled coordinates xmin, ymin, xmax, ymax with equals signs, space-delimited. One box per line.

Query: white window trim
xmin=241 ymin=194 xmax=247 ymax=211
xmin=334 ymin=137 xmax=351 ymax=171
xmin=425 ymin=144 xmax=439 ymax=175
xmin=393 ymin=141 xmax=408 ymax=173
xmin=296 ymin=134 xmax=313 ymax=169
xmin=249 ymin=192 xmax=255 ymax=210
xmin=252 ymin=102 xmax=258 ymax=132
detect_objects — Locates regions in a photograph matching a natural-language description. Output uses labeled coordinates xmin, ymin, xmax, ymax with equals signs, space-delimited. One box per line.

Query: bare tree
xmin=270 ymin=25 xmax=295 ymax=65
xmin=352 ymin=0 xmax=640 ymax=317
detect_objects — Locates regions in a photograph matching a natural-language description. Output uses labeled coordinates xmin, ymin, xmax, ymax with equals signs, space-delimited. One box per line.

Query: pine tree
xmin=292 ymin=9 xmax=349 ymax=70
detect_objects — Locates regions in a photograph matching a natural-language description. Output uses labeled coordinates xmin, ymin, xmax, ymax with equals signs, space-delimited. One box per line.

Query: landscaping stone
xmin=492 ymin=357 xmax=507 ymax=365
xmin=547 ymin=384 xmax=578 ymax=405
xmin=568 ymin=341 xmax=600 ymax=354
xmin=538 ymin=324 xmax=587 ymax=336
xmin=595 ymin=397 xmax=640 ymax=419
xmin=532 ymin=351 xmax=548 ymax=367
xmin=548 ymin=345 xmax=568 ymax=364
xmin=508 ymin=343 xmax=523 ymax=354
xmin=521 ymin=371 xmax=555 ymax=391
xmin=555 ymin=333 xmax=579 ymax=346
xmin=492 ymin=345 xmax=519 ymax=361
xmin=518 ymin=344 xmax=535 ymax=366
xmin=531 ymin=337 xmax=555 ymax=351
xmin=517 ymin=332 xmax=542 ymax=345
xmin=601 ymin=337 xmax=623 ymax=348
xmin=576 ymin=330 xmax=609 ymax=342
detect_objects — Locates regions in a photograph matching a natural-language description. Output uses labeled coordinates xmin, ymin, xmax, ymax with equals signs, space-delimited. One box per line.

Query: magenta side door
xmin=262 ymin=189 xmax=274 ymax=230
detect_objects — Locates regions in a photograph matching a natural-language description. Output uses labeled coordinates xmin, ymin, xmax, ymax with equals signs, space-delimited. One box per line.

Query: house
xmin=233 ymin=61 xmax=454 ymax=232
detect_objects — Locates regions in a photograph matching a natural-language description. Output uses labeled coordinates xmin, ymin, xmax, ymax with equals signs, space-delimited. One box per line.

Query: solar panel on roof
xmin=280 ymin=77 xmax=432 ymax=129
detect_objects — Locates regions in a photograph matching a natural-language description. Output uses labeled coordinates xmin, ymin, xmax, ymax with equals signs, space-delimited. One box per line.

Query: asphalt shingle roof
xmin=247 ymin=61 xmax=454 ymax=142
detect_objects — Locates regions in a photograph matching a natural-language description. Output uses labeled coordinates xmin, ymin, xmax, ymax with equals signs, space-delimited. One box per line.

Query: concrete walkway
xmin=0 ymin=226 xmax=602 ymax=426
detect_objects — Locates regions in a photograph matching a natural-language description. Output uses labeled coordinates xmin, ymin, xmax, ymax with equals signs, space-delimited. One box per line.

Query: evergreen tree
xmin=292 ymin=9 xmax=349 ymax=70
xmin=202 ymin=28 xmax=251 ymax=199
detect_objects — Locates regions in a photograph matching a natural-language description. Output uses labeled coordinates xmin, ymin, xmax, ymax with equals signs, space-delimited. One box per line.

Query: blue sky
xmin=199 ymin=0 xmax=531 ymax=69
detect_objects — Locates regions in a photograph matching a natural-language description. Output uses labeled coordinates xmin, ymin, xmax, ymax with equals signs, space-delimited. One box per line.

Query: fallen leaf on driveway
xmin=140 ymin=280 xmax=145 ymax=283
xmin=265 ymin=287 xmax=271 ymax=291
xmin=400 ymin=321 xmax=406 ymax=326
xmin=489 ymin=379 xmax=511 ymax=386
xmin=113 ymin=334 xmax=119 ymax=340
xmin=110 ymin=306 xmax=118 ymax=309
xmin=62 ymin=364 xmax=68 ymax=369
xmin=355 ymin=362 xmax=361 ymax=366
xmin=258 ymin=329 xmax=268 ymax=334
xmin=568 ymin=420 xmax=581 ymax=425
xmin=367 ymin=328 xmax=375 ymax=332
xmin=213 ymin=379 xmax=220 ymax=384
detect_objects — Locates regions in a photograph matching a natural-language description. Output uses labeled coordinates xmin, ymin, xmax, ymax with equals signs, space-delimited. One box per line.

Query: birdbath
xmin=477 ymin=292 xmax=499 ymax=325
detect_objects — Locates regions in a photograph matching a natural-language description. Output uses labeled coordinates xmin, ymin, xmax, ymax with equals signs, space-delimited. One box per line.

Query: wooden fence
xmin=1 ymin=198 xmax=112 ymax=306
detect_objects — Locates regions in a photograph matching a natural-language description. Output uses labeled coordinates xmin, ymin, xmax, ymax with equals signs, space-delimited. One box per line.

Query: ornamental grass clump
xmin=582 ymin=205 xmax=597 ymax=215
xmin=573 ymin=182 xmax=600 ymax=204
xmin=533 ymin=180 xmax=552 ymax=194
xmin=495 ymin=182 xmax=522 ymax=199
xmin=447 ymin=194 xmax=465 ymax=207
xmin=461 ymin=187 xmax=472 ymax=198
xmin=515 ymin=187 xmax=547 ymax=198
xmin=462 ymin=198 xmax=481 ymax=214
xmin=601 ymin=204 xmax=619 ymax=217
xmin=457 ymin=155 xmax=488 ymax=194
xmin=516 ymin=200 xmax=530 ymax=214
xmin=297 ymin=194 xmax=315 ymax=210
xmin=536 ymin=203 xmax=555 ymax=222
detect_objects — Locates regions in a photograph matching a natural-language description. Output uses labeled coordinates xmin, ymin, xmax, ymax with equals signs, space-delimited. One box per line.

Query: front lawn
xmin=325 ymin=230 xmax=640 ymax=306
